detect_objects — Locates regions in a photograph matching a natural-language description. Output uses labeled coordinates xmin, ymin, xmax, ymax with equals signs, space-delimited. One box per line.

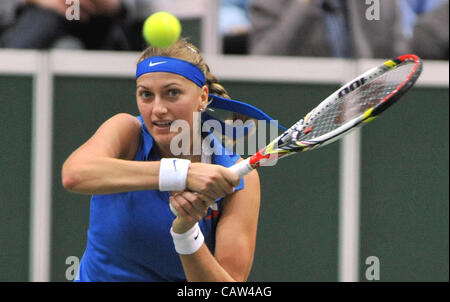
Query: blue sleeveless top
xmin=76 ymin=116 xmax=244 ymax=282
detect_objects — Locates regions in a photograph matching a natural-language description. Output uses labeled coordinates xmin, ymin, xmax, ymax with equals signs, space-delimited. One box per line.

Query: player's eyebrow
xmin=136 ymin=82 xmax=182 ymax=90
xmin=136 ymin=84 xmax=149 ymax=90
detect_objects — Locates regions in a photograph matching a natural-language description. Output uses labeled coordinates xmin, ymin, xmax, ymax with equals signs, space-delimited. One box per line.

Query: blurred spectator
xmin=249 ymin=0 xmax=409 ymax=58
xmin=1 ymin=0 xmax=254 ymax=54
xmin=0 ymin=0 xmax=145 ymax=50
xmin=221 ymin=0 xmax=250 ymax=54
xmin=400 ymin=0 xmax=445 ymax=39
xmin=409 ymin=0 xmax=449 ymax=60
xmin=0 ymin=1 xmax=18 ymax=34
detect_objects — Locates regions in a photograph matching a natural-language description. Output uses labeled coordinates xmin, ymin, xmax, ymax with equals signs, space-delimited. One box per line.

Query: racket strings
xmin=298 ymin=61 xmax=415 ymax=141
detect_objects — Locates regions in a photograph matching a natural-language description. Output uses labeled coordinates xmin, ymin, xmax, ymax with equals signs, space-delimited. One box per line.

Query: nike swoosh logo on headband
xmin=149 ymin=61 xmax=167 ymax=67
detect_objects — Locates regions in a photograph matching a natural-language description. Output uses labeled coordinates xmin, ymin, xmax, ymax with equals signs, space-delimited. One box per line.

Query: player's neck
xmin=156 ymin=143 xmax=202 ymax=163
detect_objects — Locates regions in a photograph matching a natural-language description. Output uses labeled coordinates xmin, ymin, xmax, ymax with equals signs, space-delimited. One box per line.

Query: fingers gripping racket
xmin=170 ymin=54 xmax=423 ymax=216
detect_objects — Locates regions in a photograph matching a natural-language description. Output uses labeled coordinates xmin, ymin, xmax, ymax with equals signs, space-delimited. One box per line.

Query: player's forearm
xmin=62 ymin=157 xmax=160 ymax=195
xmin=180 ymin=245 xmax=239 ymax=282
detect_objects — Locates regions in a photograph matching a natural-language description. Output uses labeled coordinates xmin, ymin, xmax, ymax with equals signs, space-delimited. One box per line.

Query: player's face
xmin=136 ymin=72 xmax=208 ymax=152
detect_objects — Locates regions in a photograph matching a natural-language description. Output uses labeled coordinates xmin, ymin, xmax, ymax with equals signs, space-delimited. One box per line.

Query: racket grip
xmin=170 ymin=203 xmax=178 ymax=216
xmin=170 ymin=159 xmax=253 ymax=217
xmin=228 ymin=158 xmax=254 ymax=178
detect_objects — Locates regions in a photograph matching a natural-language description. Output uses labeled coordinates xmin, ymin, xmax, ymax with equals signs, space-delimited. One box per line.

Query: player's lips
xmin=152 ymin=120 xmax=173 ymax=129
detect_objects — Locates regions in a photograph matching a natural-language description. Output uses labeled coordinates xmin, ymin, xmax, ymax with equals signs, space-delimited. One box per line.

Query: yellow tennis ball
xmin=142 ymin=11 xmax=181 ymax=48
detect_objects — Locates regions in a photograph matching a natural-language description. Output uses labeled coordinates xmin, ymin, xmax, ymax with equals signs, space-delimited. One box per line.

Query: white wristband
xmin=170 ymin=223 xmax=204 ymax=255
xmin=159 ymin=158 xmax=191 ymax=191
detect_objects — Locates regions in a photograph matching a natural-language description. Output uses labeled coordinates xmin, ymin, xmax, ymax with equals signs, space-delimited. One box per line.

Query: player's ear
xmin=199 ymin=85 xmax=209 ymax=110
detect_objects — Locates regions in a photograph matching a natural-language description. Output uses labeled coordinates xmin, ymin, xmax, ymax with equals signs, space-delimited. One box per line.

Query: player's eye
xmin=139 ymin=90 xmax=153 ymax=99
xmin=166 ymin=89 xmax=181 ymax=99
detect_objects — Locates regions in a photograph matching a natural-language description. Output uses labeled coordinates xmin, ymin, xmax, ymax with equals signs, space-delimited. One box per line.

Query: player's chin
xmin=152 ymin=131 xmax=178 ymax=146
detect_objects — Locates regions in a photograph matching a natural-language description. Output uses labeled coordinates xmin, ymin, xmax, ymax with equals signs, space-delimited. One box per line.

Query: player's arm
xmin=62 ymin=113 xmax=238 ymax=199
xmin=61 ymin=113 xmax=161 ymax=195
xmin=174 ymin=168 xmax=260 ymax=282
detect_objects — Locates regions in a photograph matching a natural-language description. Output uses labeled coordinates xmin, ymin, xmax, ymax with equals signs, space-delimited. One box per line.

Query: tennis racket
xmin=170 ymin=54 xmax=422 ymax=216
xmin=230 ymin=54 xmax=423 ymax=177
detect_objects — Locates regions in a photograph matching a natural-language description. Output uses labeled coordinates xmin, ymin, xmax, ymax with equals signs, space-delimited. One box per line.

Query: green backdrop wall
xmin=0 ymin=76 xmax=32 ymax=281
xmin=359 ymin=87 xmax=449 ymax=281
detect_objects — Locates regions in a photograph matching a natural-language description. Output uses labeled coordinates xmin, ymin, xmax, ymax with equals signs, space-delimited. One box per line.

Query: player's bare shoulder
xmin=99 ymin=113 xmax=143 ymax=159
xmin=111 ymin=113 xmax=142 ymax=131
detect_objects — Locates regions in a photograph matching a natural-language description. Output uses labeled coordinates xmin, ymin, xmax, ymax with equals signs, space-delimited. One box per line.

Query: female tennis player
xmin=62 ymin=39 xmax=261 ymax=281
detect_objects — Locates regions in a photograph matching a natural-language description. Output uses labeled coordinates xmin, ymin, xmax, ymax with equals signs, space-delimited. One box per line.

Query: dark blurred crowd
xmin=0 ymin=0 xmax=448 ymax=59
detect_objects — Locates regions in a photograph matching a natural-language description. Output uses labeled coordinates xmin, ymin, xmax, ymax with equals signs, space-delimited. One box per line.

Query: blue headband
xmin=136 ymin=56 xmax=206 ymax=87
xmin=136 ymin=56 xmax=286 ymax=133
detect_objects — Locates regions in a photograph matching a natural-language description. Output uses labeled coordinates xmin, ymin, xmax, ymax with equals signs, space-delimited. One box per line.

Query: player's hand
xmin=186 ymin=163 xmax=240 ymax=203
xmin=170 ymin=191 xmax=209 ymax=233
